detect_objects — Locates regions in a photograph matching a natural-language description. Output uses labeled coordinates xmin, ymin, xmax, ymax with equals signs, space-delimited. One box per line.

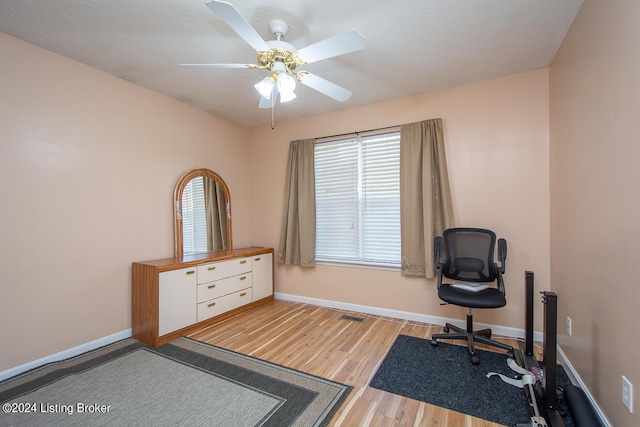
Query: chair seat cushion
xmin=438 ymin=284 xmax=506 ymax=309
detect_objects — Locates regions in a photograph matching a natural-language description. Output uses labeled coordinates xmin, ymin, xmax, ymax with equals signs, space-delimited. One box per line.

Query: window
xmin=315 ymin=130 xmax=401 ymax=267
xmin=181 ymin=176 xmax=208 ymax=255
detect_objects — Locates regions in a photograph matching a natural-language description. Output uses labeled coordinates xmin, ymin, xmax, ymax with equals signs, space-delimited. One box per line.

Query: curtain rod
xmin=314 ymin=124 xmax=401 ymax=142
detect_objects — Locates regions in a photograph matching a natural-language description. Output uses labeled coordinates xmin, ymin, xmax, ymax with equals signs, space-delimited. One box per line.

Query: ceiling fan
xmin=180 ymin=0 xmax=366 ymax=109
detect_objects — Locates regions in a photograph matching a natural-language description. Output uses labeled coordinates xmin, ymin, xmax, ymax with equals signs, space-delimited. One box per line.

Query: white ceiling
xmin=0 ymin=0 xmax=583 ymax=128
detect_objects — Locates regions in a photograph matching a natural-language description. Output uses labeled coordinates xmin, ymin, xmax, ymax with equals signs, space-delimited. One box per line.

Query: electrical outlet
xmin=622 ymin=376 xmax=633 ymax=413
xmin=566 ymin=316 xmax=572 ymax=336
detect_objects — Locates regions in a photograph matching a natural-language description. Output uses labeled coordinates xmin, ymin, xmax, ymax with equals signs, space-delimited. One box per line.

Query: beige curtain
xmin=204 ymin=179 xmax=228 ymax=251
xmin=400 ymin=118 xmax=454 ymax=278
xmin=278 ymin=139 xmax=316 ymax=267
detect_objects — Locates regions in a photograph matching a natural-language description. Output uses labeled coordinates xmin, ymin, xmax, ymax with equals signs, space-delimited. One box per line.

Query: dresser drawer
xmin=197 ymin=273 xmax=252 ymax=303
xmin=197 ymin=257 xmax=251 ymax=284
xmin=197 ymin=288 xmax=252 ymax=322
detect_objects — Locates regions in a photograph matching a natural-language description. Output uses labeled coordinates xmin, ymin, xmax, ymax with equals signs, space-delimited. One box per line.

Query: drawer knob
xmin=240 ymin=292 xmax=247 ymax=297
xmin=186 ymin=271 xmax=195 ymax=275
xmin=208 ymin=302 xmax=216 ymax=308
xmin=208 ymin=284 xmax=216 ymax=289
xmin=240 ymin=276 xmax=247 ymax=281
xmin=208 ymin=266 xmax=216 ymax=271
xmin=240 ymin=260 xmax=247 ymax=264
xmin=255 ymin=257 xmax=261 ymax=261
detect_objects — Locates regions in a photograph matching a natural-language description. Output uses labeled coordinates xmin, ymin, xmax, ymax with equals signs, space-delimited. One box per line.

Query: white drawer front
xmin=197 ymin=288 xmax=252 ymax=322
xmin=197 ymin=257 xmax=251 ymax=284
xmin=159 ymin=268 xmax=197 ymax=336
xmin=197 ymin=273 xmax=252 ymax=303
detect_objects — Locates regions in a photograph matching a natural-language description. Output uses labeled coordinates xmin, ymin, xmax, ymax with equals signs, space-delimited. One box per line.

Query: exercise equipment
xmin=512 ymin=271 xmax=603 ymax=427
xmin=506 ymin=271 xmax=562 ymax=426
xmin=564 ymin=384 xmax=604 ymax=427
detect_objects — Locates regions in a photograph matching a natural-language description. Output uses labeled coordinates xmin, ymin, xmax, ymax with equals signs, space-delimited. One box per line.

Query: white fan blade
xmin=258 ymin=86 xmax=278 ymax=109
xmin=299 ymin=73 xmax=352 ymax=102
xmin=296 ymin=30 xmax=365 ymax=64
xmin=179 ymin=63 xmax=255 ymax=69
xmin=207 ymin=0 xmax=270 ymax=52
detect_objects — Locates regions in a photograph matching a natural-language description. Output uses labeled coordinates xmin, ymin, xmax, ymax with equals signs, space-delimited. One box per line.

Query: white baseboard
xmin=0 ymin=329 xmax=132 ymax=382
xmin=556 ymin=345 xmax=612 ymax=427
xmin=274 ymin=292 xmax=543 ymax=342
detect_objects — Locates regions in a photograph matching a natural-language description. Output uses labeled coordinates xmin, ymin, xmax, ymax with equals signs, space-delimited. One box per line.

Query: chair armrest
xmin=496 ymin=238 xmax=507 ymax=294
xmin=434 ymin=236 xmax=443 ymax=270
xmin=496 ymin=268 xmax=506 ymax=295
xmin=497 ymin=238 xmax=507 ymax=274
xmin=434 ymin=236 xmax=444 ymax=289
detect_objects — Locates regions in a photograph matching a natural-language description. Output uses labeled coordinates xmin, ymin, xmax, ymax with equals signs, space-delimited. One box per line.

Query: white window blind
xmin=181 ymin=176 xmax=208 ymax=255
xmin=315 ymin=131 xmax=401 ymax=267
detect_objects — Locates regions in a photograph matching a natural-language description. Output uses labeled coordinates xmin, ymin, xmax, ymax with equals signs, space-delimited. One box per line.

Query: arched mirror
xmin=174 ymin=168 xmax=232 ymax=257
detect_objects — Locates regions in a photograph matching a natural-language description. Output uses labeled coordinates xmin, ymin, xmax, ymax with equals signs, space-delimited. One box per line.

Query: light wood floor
xmin=189 ymin=300 xmax=536 ymax=427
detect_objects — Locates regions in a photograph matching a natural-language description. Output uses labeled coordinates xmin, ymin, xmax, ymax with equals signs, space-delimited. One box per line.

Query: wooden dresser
xmin=132 ymin=246 xmax=274 ymax=347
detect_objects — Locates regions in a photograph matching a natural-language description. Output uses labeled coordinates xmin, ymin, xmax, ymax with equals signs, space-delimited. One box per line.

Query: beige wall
xmin=249 ymin=69 xmax=550 ymax=331
xmin=0 ymin=33 xmax=251 ymax=371
xmin=550 ymin=0 xmax=640 ymax=425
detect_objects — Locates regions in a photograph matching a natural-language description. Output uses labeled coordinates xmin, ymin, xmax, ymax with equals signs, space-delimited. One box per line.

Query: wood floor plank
xmin=188 ymin=300 xmax=536 ymax=427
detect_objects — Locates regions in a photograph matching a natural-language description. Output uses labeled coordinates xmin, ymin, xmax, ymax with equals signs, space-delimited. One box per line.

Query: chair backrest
xmin=440 ymin=228 xmax=500 ymax=282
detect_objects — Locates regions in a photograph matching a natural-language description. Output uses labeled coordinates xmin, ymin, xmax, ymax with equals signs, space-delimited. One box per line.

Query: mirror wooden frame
xmin=174 ymin=168 xmax=232 ymax=258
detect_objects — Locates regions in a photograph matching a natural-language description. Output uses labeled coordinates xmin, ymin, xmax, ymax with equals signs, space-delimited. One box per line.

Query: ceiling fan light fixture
xmin=276 ymin=73 xmax=296 ymax=102
xmin=254 ymin=76 xmax=275 ymax=99
xmin=279 ymin=90 xmax=297 ymax=103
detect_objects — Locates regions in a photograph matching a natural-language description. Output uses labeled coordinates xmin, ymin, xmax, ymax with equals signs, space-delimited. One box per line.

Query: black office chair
xmin=430 ymin=227 xmax=514 ymax=365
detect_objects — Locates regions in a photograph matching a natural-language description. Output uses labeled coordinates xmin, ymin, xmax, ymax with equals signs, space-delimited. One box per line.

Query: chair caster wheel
xmin=506 ymin=349 xmax=514 ymax=359
xmin=443 ymin=326 xmax=450 ymax=333
xmin=430 ymin=339 xmax=438 ymax=346
xmin=471 ymin=355 xmax=480 ymax=365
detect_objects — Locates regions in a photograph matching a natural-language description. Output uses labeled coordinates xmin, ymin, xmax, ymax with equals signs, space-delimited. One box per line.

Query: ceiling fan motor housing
xmin=258 ymin=40 xmax=305 ymax=72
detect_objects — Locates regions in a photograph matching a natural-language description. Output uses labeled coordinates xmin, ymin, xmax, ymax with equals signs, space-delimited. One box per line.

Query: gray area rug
xmin=0 ymin=337 xmax=351 ymax=427
xmin=369 ymin=335 xmax=575 ymax=426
